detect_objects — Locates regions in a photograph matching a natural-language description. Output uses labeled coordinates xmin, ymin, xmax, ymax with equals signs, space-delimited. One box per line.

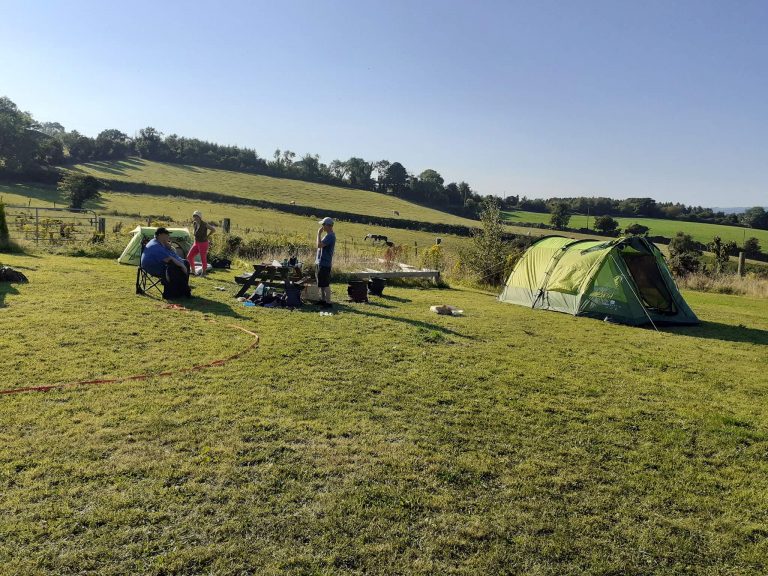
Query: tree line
xmin=502 ymin=194 xmax=768 ymax=230
xmin=1 ymin=95 xmax=765 ymax=229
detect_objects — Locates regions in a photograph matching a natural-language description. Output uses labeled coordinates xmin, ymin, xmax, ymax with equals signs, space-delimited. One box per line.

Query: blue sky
xmin=1 ymin=0 xmax=766 ymax=206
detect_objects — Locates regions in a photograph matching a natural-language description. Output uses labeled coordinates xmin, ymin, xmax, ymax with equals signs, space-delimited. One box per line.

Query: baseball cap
xmin=319 ymin=217 xmax=334 ymax=226
xmin=155 ymin=227 xmax=170 ymax=237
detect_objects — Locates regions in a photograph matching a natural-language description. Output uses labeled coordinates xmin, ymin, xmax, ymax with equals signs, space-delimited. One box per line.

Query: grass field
xmin=503 ymin=209 xmax=768 ymax=247
xmin=2 ymin=252 xmax=767 ymax=574
xmin=73 ymin=159 xmax=481 ymax=228
xmin=0 ymin=182 xmax=471 ymax=265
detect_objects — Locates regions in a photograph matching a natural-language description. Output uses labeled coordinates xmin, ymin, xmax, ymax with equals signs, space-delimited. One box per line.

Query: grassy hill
xmin=503 ymin=209 xmax=768 ymax=247
xmin=1 ymin=253 xmax=767 ymax=574
xmin=74 ymin=158 xmax=480 ymax=228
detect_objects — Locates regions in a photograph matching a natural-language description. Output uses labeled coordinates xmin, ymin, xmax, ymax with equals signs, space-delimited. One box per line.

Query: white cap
xmin=319 ymin=217 xmax=334 ymax=226
xmin=192 ymin=210 xmax=202 ymax=218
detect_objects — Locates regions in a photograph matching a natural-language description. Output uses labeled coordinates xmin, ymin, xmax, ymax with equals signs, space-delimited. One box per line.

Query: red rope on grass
xmin=0 ymin=323 xmax=260 ymax=396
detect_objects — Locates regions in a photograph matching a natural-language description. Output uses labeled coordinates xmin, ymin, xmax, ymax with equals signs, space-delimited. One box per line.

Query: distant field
xmin=74 ymin=158 xmax=480 ymax=228
xmin=503 ymin=209 xmax=768 ymax=247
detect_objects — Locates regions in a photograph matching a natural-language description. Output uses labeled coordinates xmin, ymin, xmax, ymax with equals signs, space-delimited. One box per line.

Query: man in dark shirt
xmin=140 ymin=227 xmax=191 ymax=298
xmin=315 ymin=217 xmax=336 ymax=308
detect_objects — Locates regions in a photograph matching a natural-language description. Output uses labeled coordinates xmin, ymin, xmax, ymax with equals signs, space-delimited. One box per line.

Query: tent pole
xmin=610 ymin=255 xmax=659 ymax=332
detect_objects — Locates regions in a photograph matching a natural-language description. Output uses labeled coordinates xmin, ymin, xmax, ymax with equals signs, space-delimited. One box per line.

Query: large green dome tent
xmin=499 ymin=236 xmax=699 ymax=326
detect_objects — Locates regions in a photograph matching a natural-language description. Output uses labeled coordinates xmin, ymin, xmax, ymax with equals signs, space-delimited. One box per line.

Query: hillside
xmin=74 ymin=159 xmax=480 ymax=229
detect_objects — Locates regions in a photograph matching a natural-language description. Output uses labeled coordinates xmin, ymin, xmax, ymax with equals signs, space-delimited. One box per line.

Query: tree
xmin=549 ymin=202 xmax=571 ymax=229
xmin=63 ymin=130 xmax=96 ymax=163
xmin=624 ymin=223 xmax=649 ymax=236
xmin=743 ymin=237 xmax=762 ymax=258
xmin=668 ymin=232 xmax=702 ymax=276
xmin=0 ymin=96 xmax=44 ymax=173
xmin=329 ymin=159 xmax=348 ymax=181
xmin=372 ymin=160 xmax=390 ymax=192
xmin=741 ymin=207 xmax=768 ymax=230
xmin=414 ymin=169 xmax=446 ymax=203
xmin=708 ymin=236 xmax=737 ymax=273
xmin=345 ymin=157 xmax=373 ymax=188
xmin=593 ymin=215 xmax=619 ymax=234
xmin=94 ymin=129 xmax=130 ymax=160
xmin=384 ymin=162 xmax=408 ymax=196
xmin=58 ymin=173 xmax=102 ymax=209
xmin=294 ymin=153 xmax=320 ymax=179
xmin=134 ymin=127 xmax=166 ymax=159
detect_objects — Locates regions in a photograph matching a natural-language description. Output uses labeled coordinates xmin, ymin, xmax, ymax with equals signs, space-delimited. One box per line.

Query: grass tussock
xmin=677 ymin=272 xmax=768 ymax=298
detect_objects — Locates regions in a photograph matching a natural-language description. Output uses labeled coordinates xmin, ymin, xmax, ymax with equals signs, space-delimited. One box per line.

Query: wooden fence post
xmin=738 ymin=251 xmax=746 ymax=277
xmin=222 ymin=218 xmax=231 ymax=233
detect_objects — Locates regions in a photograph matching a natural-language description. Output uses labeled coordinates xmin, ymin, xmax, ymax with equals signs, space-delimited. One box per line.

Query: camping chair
xmin=135 ymin=238 xmax=165 ymax=297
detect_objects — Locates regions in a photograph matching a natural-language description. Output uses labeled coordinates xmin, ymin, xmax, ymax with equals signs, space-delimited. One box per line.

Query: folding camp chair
xmin=135 ymin=238 xmax=165 ymax=297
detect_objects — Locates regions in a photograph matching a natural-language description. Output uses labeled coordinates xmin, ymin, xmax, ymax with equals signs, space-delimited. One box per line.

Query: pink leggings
xmin=187 ymin=241 xmax=209 ymax=273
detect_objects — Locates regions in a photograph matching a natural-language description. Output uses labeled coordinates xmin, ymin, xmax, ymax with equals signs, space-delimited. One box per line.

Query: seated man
xmin=140 ymin=227 xmax=191 ymax=298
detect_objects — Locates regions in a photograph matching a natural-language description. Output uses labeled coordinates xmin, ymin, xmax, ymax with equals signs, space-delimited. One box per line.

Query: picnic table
xmin=234 ymin=263 xmax=306 ymax=298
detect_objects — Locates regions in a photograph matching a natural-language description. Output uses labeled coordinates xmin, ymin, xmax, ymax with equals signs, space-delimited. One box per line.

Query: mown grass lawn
xmin=1 ymin=252 xmax=767 ymax=575
xmin=503 ymin=209 xmax=768 ymax=248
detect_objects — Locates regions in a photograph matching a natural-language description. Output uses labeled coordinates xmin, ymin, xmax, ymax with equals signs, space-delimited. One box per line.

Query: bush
xmin=462 ymin=199 xmax=508 ymax=285
xmin=593 ymin=215 xmax=619 ymax=233
xmin=668 ymin=232 xmax=702 ymax=276
xmin=57 ymin=173 xmax=102 ymax=209
xmin=419 ymin=244 xmax=446 ymax=271
xmin=625 ymin=223 xmax=650 ymax=236
xmin=0 ymin=202 xmax=9 ymax=250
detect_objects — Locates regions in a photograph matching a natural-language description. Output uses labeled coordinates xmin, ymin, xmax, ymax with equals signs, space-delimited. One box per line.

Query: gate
xmin=4 ymin=205 xmax=102 ymax=245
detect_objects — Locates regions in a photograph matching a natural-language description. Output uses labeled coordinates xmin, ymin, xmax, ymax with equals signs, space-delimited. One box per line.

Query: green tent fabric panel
xmin=505 ymin=236 xmax=574 ymax=291
xmin=117 ymin=226 xmax=193 ymax=266
xmin=578 ymin=255 xmax=647 ymax=324
xmin=544 ymin=241 xmax=611 ymax=295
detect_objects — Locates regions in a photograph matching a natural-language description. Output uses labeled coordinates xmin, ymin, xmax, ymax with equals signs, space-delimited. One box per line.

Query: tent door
xmin=620 ymin=253 xmax=677 ymax=314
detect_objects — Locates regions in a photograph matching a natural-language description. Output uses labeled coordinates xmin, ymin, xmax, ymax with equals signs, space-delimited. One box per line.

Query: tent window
xmin=620 ymin=253 xmax=677 ymax=314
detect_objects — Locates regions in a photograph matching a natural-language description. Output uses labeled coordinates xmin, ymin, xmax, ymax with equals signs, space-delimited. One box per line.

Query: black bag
xmin=285 ymin=286 xmax=302 ymax=308
xmin=368 ymin=277 xmax=385 ymax=296
xmin=347 ymin=281 xmax=368 ymax=303
xmin=163 ymin=264 xmax=191 ymax=299
xmin=209 ymin=256 xmax=232 ymax=269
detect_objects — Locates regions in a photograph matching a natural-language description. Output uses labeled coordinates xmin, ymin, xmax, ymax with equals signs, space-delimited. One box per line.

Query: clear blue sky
xmin=2 ymin=0 xmax=766 ymax=206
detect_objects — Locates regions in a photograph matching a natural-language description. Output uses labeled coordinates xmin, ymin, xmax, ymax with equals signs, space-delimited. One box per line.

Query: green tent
xmin=499 ymin=235 xmax=699 ymax=326
xmin=117 ymin=226 xmax=193 ymax=266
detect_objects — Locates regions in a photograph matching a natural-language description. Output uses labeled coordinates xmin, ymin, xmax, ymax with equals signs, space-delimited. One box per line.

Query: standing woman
xmin=187 ymin=210 xmax=216 ymax=276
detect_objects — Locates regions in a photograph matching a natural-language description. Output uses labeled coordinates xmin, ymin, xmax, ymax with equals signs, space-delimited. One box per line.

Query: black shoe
xmin=320 ymin=301 xmax=332 ymax=309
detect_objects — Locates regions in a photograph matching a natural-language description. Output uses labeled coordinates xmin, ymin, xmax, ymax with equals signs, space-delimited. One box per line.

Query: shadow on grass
xmin=332 ymin=302 xmax=472 ymax=339
xmin=665 ymin=321 xmax=768 ymax=345
xmin=0 ymin=282 xmax=20 ymax=308
xmin=81 ymin=160 xmax=144 ymax=176
xmin=174 ymin=164 xmax=203 ymax=173
xmin=169 ymin=294 xmax=251 ymax=320
xmin=378 ymin=294 xmax=412 ymax=303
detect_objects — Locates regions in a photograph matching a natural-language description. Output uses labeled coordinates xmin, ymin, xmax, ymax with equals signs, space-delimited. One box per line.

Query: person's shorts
xmin=316 ymin=265 xmax=331 ymax=288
